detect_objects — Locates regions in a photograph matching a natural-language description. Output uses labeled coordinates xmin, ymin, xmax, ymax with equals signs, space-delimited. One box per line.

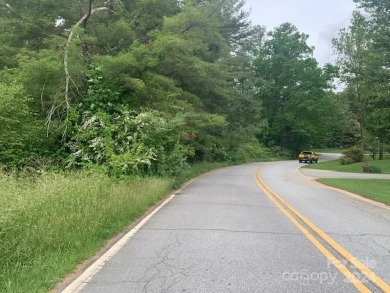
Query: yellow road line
xmin=254 ymin=169 xmax=390 ymax=293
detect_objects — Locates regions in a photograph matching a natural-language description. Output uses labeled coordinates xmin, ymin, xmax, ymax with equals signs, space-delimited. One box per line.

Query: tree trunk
xmin=359 ymin=119 xmax=365 ymax=150
xmin=61 ymin=5 xmax=114 ymax=139
xmin=379 ymin=139 xmax=384 ymax=160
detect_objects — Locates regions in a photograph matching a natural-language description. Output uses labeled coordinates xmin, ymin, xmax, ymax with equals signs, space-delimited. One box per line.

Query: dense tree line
xmin=0 ymin=0 xmax=388 ymax=175
xmin=333 ymin=0 xmax=390 ymax=160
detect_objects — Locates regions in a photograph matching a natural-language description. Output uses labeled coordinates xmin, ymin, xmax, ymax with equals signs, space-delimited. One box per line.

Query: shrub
xmin=370 ymin=165 xmax=382 ymax=174
xmin=66 ymin=68 xmax=194 ymax=177
xmin=233 ymin=142 xmax=273 ymax=162
xmin=67 ymin=109 xmax=192 ymax=176
xmin=0 ymin=83 xmax=54 ymax=166
xmin=151 ymin=144 xmax=194 ymax=177
xmin=340 ymin=146 xmax=364 ymax=165
xmin=340 ymin=156 xmax=354 ymax=165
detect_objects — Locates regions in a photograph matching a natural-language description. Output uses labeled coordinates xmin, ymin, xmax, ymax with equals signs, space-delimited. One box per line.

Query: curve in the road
xmin=255 ymin=167 xmax=390 ymax=293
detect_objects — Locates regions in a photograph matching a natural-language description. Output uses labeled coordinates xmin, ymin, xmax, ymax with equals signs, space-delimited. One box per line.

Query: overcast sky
xmin=244 ymin=0 xmax=357 ymax=65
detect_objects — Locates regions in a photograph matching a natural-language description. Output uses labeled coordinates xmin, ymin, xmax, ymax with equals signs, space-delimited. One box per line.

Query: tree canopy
xmin=0 ymin=0 xmax=388 ymax=172
xmin=253 ymin=23 xmax=337 ymax=153
xmin=334 ymin=0 xmax=390 ymax=158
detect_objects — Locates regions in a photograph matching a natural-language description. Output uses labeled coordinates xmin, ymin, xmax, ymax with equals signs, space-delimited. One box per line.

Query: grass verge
xmin=0 ymin=160 xmax=241 ymax=293
xmin=318 ymin=178 xmax=390 ymax=206
xmin=308 ymin=156 xmax=390 ymax=205
xmin=0 ymin=171 xmax=175 ymax=293
xmin=307 ymin=156 xmax=390 ymax=174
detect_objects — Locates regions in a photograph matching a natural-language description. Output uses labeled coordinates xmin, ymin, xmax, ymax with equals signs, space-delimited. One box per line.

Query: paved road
xmin=61 ymin=158 xmax=390 ymax=293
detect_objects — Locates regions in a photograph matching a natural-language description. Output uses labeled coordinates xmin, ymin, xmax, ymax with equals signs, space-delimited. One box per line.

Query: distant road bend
xmin=60 ymin=156 xmax=390 ymax=293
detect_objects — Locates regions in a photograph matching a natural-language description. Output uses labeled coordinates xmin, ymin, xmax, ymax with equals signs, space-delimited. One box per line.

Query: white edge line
xmin=61 ymin=193 xmax=176 ymax=293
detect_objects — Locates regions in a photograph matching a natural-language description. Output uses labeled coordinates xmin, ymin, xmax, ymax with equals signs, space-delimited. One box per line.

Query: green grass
xmin=318 ymin=178 xmax=390 ymax=205
xmin=306 ymin=156 xmax=390 ymax=174
xmin=2 ymin=154 xmax=386 ymax=292
xmin=0 ymin=171 xmax=174 ymax=293
xmin=0 ymin=160 xmax=244 ymax=293
xmin=308 ymin=153 xmax=390 ymax=205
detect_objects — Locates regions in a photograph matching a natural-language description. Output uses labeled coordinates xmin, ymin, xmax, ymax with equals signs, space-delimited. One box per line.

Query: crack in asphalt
xmin=142 ymin=236 xmax=190 ymax=293
xmin=372 ymin=239 xmax=390 ymax=255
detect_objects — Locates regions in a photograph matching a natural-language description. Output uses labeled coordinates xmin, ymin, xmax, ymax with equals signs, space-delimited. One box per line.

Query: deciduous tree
xmin=254 ymin=23 xmax=335 ymax=154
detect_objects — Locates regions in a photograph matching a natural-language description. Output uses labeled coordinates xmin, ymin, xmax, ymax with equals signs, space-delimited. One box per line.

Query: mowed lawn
xmin=308 ymin=155 xmax=390 ymax=174
xmin=309 ymin=155 xmax=390 ymax=206
xmin=318 ymin=178 xmax=390 ymax=205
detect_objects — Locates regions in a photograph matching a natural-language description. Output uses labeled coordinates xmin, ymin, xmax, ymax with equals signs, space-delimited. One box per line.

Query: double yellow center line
xmin=254 ymin=169 xmax=390 ymax=293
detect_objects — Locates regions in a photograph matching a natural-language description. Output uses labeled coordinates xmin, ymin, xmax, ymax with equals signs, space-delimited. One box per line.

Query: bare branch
xmin=62 ymin=5 xmax=114 ymax=138
xmin=82 ymin=0 xmax=94 ymax=28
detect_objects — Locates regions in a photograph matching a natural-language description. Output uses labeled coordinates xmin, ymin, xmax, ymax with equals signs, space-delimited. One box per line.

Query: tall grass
xmin=0 ymin=171 xmax=174 ymax=292
xmin=0 ymin=159 xmax=272 ymax=292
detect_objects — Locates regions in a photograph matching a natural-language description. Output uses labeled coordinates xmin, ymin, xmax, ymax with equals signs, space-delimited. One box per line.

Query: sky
xmin=244 ymin=0 xmax=357 ymax=65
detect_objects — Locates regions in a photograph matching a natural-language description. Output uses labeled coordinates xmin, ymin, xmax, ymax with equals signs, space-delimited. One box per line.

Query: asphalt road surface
xmin=61 ymin=156 xmax=390 ymax=293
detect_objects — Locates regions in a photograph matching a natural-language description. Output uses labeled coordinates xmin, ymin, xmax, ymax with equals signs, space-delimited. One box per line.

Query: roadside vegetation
xmin=0 ymin=158 xmax=278 ymax=293
xmin=305 ymin=149 xmax=390 ymax=205
xmin=308 ymin=156 xmax=390 ymax=174
xmin=1 ymin=0 xmax=389 ymax=291
xmin=0 ymin=171 xmax=174 ymax=292
xmin=318 ymin=179 xmax=390 ymax=206
xmin=0 ymin=160 xmax=239 ymax=293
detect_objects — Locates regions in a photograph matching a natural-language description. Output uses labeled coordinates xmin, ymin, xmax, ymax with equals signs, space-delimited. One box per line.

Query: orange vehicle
xmin=298 ymin=151 xmax=319 ymax=163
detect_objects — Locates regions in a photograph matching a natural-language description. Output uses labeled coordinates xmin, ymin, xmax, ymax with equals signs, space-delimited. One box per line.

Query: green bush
xmin=0 ymin=83 xmax=55 ymax=167
xmin=340 ymin=156 xmax=354 ymax=165
xmin=233 ymin=142 xmax=273 ymax=162
xmin=340 ymin=146 xmax=364 ymax=165
xmin=66 ymin=69 xmax=194 ymax=177
xmin=67 ymin=108 xmax=193 ymax=177
xmin=151 ymin=144 xmax=194 ymax=176
xmin=370 ymin=165 xmax=382 ymax=174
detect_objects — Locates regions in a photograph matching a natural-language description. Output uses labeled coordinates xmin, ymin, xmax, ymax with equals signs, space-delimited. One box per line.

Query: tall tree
xmin=333 ymin=11 xmax=373 ymax=149
xmin=253 ymin=23 xmax=335 ymax=154
xmin=354 ymin=0 xmax=390 ymax=158
xmin=0 ymin=0 xmax=270 ymax=168
xmin=334 ymin=1 xmax=390 ymax=157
